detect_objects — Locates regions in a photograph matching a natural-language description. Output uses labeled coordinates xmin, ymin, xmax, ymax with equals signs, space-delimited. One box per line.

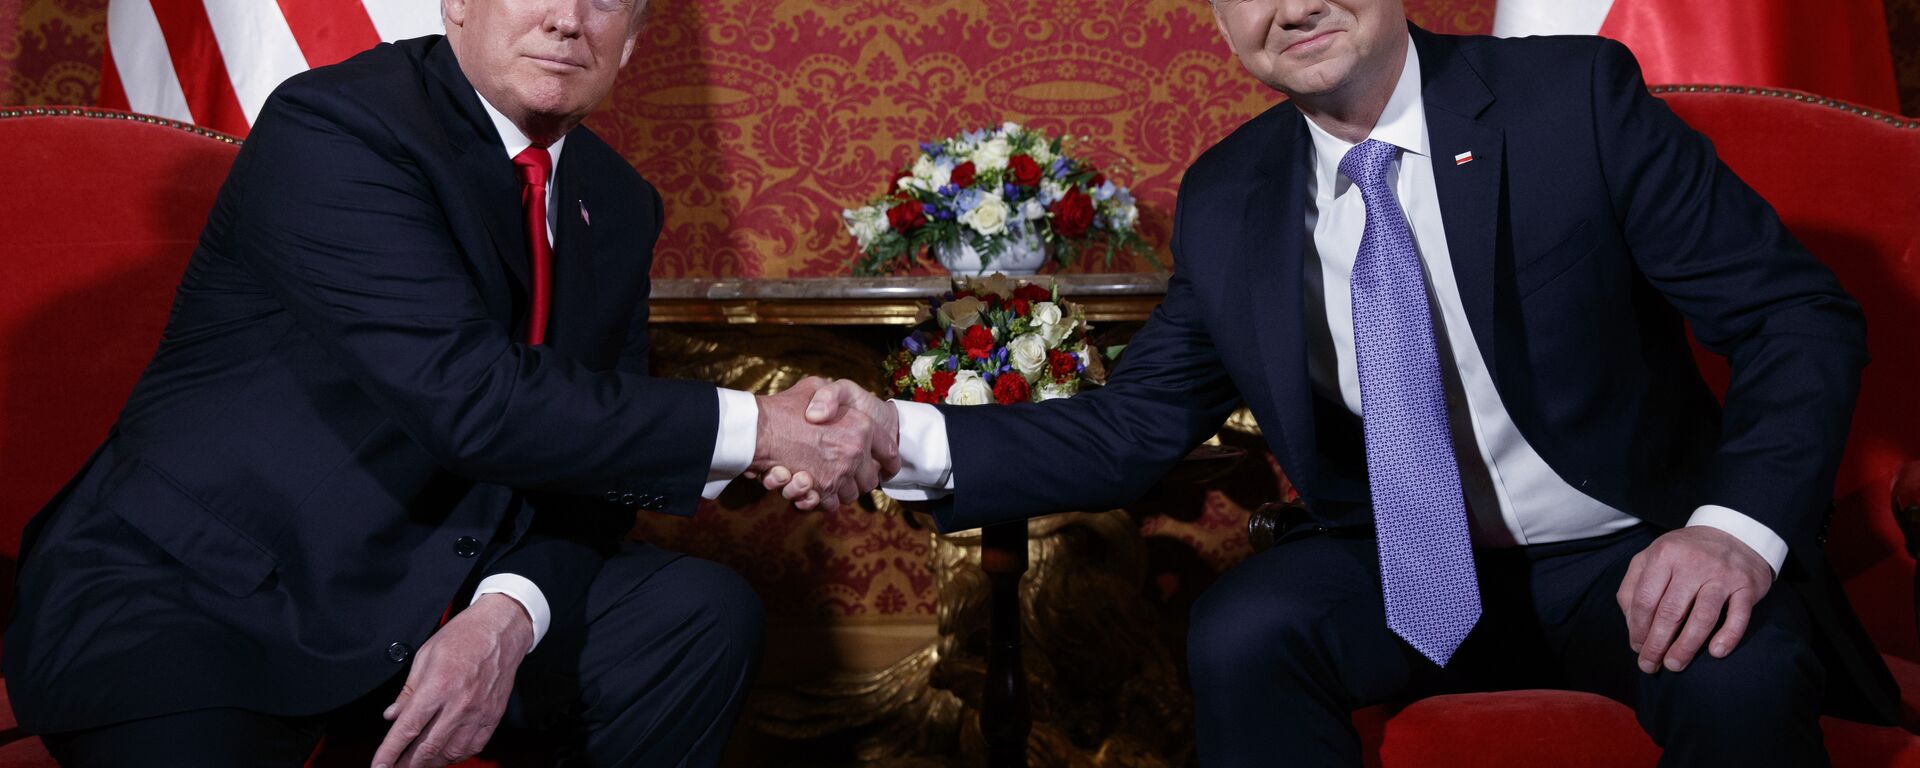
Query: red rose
xmin=951 ymin=162 xmax=978 ymax=188
xmin=993 ymin=374 xmax=1030 ymax=405
xmin=913 ymin=387 xmax=939 ymax=404
xmin=1013 ymin=284 xmax=1053 ymax=303
xmin=1007 ymin=155 xmax=1042 ymax=187
xmin=1090 ymin=173 xmax=1107 ymax=188
xmin=1010 ymin=299 xmax=1031 ymax=316
xmin=887 ymin=200 xmax=927 ymax=232
xmin=1049 ymin=187 xmax=1095 ymax=239
xmin=930 ymin=371 xmax=957 ymax=400
xmin=961 ymin=325 xmax=996 ymax=360
xmin=1049 ymin=350 xmax=1079 ymax=381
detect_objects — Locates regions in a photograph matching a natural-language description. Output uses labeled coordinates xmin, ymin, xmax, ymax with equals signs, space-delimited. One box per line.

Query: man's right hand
xmin=752 ymin=377 xmax=899 ymax=511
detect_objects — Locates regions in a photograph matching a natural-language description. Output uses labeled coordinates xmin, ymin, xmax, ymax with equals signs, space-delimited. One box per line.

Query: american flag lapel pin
xmin=1454 ymin=151 xmax=1474 ymax=166
xmin=579 ymin=200 xmax=591 ymax=226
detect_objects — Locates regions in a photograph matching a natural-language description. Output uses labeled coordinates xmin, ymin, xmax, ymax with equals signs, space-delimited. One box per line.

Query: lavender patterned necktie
xmin=1341 ymin=138 xmax=1481 ymax=666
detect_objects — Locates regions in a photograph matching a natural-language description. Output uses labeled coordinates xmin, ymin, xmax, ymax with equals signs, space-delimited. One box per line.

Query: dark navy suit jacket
xmin=5 ymin=36 xmax=716 ymax=732
xmin=930 ymin=26 xmax=1898 ymax=722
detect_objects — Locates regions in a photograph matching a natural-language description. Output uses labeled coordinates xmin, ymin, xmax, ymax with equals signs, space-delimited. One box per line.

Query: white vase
xmin=935 ymin=225 xmax=1049 ymax=276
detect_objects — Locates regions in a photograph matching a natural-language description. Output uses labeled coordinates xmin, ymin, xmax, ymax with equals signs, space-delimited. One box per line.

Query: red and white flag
xmin=100 ymin=1 xmax=444 ymax=137
xmin=1493 ymin=0 xmax=1900 ymax=114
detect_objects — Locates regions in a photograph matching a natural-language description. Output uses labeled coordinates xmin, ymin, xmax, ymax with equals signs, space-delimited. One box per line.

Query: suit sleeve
xmin=930 ymin=190 xmax=1243 ymax=531
xmin=232 ymin=81 xmax=717 ymax=516
xmin=1588 ymin=39 xmax=1866 ymax=552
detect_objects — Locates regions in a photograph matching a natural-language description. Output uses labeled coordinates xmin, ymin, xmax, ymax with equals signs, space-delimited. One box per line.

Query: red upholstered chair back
xmin=1655 ymin=88 xmax=1920 ymax=662
xmin=0 ymin=109 xmax=240 ymax=623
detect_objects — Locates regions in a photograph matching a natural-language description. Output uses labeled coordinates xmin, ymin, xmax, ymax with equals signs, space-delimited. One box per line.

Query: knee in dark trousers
xmin=1634 ymin=589 xmax=1826 ymax=768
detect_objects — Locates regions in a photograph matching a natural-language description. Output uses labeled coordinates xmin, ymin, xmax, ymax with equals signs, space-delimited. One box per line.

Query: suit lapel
xmin=547 ymin=141 xmax=605 ymax=360
xmin=425 ymin=42 xmax=532 ymax=292
xmin=1415 ymin=27 xmax=1506 ymax=383
xmin=1245 ymin=111 xmax=1321 ymax=492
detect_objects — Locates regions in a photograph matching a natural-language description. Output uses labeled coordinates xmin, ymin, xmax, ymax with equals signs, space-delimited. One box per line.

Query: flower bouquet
xmin=844 ymin=122 xmax=1151 ymax=276
xmin=884 ymin=275 xmax=1104 ymax=405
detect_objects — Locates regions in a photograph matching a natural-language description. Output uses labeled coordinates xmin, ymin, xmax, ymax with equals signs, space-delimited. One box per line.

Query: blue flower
xmin=1051 ymin=157 xmax=1071 ymax=176
xmin=937 ymin=184 xmax=959 ymax=197
xmin=1003 ymin=183 xmax=1019 ymax=198
xmin=904 ymin=336 xmax=923 ymax=354
xmin=955 ymin=188 xmax=984 ymax=212
xmin=949 ymin=353 xmax=960 ymax=369
xmin=1094 ymin=181 xmax=1118 ymax=201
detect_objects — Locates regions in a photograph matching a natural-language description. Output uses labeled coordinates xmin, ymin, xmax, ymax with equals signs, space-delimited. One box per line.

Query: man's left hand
xmin=1617 ymin=526 xmax=1774 ymax=675
xmin=371 ymin=594 xmax=534 ymax=768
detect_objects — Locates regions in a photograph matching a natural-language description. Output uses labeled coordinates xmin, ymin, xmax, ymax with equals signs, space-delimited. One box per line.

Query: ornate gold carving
xmin=749 ymin=496 xmax=1193 ymax=767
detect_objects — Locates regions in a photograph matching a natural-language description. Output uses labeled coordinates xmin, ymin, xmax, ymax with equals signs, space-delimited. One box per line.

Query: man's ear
xmin=442 ymin=0 xmax=467 ymax=30
xmin=620 ymin=34 xmax=637 ymax=68
xmin=1211 ymin=4 xmax=1240 ymax=57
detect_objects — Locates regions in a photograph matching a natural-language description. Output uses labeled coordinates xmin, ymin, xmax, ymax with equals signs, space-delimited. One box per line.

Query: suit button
xmin=603 ymin=490 xmax=623 ymax=503
xmin=652 ymin=495 xmax=669 ymax=509
xmin=387 ymin=642 xmax=412 ymax=663
xmin=620 ymin=492 xmax=638 ymax=506
xmin=454 ymin=536 xmax=481 ymax=558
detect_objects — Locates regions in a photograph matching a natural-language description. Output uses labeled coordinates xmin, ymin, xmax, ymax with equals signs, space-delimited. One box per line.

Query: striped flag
xmin=1493 ymin=0 xmax=1900 ymax=114
xmin=100 ymin=1 xmax=445 ymax=137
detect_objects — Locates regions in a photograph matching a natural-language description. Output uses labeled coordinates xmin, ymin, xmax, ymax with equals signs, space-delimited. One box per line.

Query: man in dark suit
xmin=792 ymin=0 xmax=1900 ymax=765
xmin=3 ymin=1 xmax=893 ymax=766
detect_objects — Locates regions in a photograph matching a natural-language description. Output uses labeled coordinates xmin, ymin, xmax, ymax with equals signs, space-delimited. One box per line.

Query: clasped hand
xmin=752 ymin=377 xmax=898 ymax=511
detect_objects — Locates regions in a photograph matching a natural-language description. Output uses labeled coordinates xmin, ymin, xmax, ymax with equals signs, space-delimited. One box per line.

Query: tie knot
xmin=1338 ymin=138 xmax=1398 ymax=195
xmin=513 ymin=146 xmax=552 ymax=187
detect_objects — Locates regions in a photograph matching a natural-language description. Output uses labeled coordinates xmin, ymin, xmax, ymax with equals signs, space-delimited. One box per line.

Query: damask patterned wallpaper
xmin=9 ymin=0 xmax=1914 ymax=278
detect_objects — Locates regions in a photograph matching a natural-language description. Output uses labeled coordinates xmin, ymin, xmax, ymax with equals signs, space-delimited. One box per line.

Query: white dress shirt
xmin=470 ymin=93 xmax=760 ymax=648
xmin=884 ymin=37 xmax=1787 ymax=577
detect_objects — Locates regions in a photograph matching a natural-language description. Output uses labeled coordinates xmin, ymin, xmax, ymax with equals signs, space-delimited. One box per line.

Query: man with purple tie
xmin=788 ymin=0 xmax=1899 ymax=764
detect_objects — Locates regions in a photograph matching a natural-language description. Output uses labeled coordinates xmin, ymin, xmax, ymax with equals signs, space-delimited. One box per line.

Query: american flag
xmin=1493 ymin=0 xmax=1899 ymax=113
xmin=101 ymin=1 xmax=445 ymax=137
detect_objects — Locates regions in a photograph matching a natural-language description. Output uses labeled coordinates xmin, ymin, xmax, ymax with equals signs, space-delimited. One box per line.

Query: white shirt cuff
xmin=472 ymin=573 xmax=550 ymax=649
xmin=1686 ymin=505 xmax=1788 ymax=577
xmin=704 ymin=388 xmax=759 ymax=499
xmin=881 ymin=400 xmax=955 ymax=501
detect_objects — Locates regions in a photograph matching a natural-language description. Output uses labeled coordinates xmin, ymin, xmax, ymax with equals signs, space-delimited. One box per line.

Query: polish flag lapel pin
xmin=579 ymin=200 xmax=591 ymax=226
xmin=1454 ymin=151 xmax=1474 ymax=166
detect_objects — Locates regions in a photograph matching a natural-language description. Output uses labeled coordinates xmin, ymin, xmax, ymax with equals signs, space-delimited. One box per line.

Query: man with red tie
xmin=2 ymin=1 xmax=894 ymax=766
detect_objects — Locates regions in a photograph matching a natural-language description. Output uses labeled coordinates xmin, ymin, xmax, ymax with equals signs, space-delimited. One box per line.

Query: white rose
xmin=974 ymin=137 xmax=1013 ymax=171
xmin=930 ymin=161 xmax=954 ymax=190
xmin=910 ymin=354 xmax=940 ymax=386
xmin=842 ymin=206 xmax=887 ymax=248
xmin=1000 ymin=121 xmax=1022 ymax=136
xmin=1031 ymin=141 xmax=1055 ymax=166
xmin=1113 ymin=201 xmax=1139 ymax=230
xmin=1031 ymin=302 xmax=1076 ymax=346
xmin=962 ymin=195 xmax=1011 ymax=237
xmin=946 ymin=371 xmax=994 ymax=405
xmin=1030 ymin=301 xmax=1062 ymax=329
xmin=1020 ymin=198 xmax=1047 ymax=221
xmin=1008 ymin=333 xmax=1049 ymax=381
xmin=912 ymin=154 xmax=936 ymax=181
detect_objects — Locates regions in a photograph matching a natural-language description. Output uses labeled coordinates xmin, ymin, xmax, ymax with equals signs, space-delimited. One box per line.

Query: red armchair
xmin=1308 ymin=88 xmax=1920 ymax=767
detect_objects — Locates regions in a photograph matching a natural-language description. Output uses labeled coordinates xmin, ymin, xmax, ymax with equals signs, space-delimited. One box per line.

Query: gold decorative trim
xmin=1650 ymin=85 xmax=1920 ymax=129
xmin=0 ymin=106 xmax=245 ymax=144
xmin=650 ymin=294 xmax=1165 ymax=325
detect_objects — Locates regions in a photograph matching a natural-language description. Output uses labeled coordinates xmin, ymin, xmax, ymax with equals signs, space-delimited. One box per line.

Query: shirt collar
xmin=475 ymin=89 xmax=567 ymax=176
xmin=1303 ymin=33 xmax=1427 ymax=192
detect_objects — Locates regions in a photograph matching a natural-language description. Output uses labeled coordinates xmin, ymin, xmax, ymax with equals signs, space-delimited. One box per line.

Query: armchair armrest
xmin=1895 ymin=460 xmax=1920 ymax=558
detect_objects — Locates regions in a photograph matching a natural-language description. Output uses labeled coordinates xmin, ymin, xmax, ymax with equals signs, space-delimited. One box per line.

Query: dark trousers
xmin=42 ymin=544 xmax=764 ymax=768
xmin=1187 ymin=524 xmax=1827 ymax=768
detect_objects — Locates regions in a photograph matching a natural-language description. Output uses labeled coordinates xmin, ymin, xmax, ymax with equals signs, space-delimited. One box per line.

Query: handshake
xmin=749 ymin=377 xmax=901 ymax=511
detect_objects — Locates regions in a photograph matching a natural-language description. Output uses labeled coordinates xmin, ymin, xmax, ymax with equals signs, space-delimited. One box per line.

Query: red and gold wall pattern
xmin=10 ymin=0 xmax=1916 ymax=278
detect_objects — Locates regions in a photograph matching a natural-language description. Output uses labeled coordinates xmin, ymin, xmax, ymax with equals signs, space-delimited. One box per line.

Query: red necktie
xmin=512 ymin=146 xmax=554 ymax=346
